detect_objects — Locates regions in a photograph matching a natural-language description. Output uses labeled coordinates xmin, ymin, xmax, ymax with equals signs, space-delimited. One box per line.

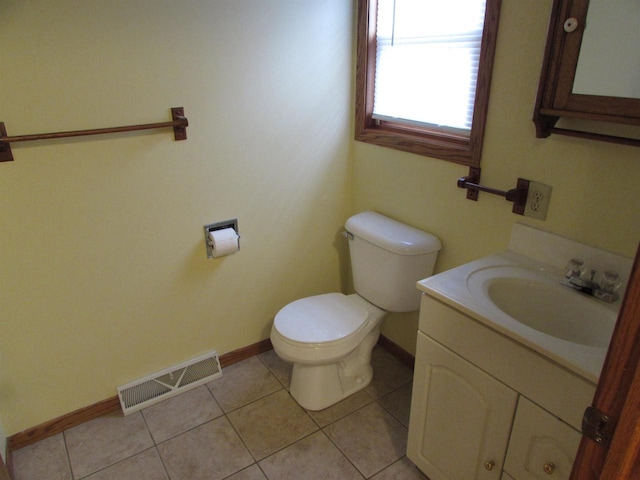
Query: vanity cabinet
xmin=408 ymin=294 xmax=593 ymax=480
xmin=408 ymin=333 xmax=517 ymax=479
xmin=504 ymin=397 xmax=581 ymax=479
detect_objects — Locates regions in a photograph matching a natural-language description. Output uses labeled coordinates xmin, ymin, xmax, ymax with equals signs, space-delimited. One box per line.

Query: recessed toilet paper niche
xmin=204 ymin=219 xmax=240 ymax=258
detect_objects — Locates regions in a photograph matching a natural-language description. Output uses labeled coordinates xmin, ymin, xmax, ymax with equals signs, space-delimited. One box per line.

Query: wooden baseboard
xmin=8 ymin=396 xmax=121 ymax=453
xmin=6 ymin=336 xmax=410 ymax=457
xmin=377 ymin=334 xmax=415 ymax=370
xmin=219 ymin=338 xmax=272 ymax=368
xmin=0 ymin=454 xmax=11 ymax=480
xmin=7 ymin=339 xmax=273 ymax=453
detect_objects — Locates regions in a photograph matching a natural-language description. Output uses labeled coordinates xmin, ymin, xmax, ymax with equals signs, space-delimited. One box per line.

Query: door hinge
xmin=582 ymin=406 xmax=616 ymax=447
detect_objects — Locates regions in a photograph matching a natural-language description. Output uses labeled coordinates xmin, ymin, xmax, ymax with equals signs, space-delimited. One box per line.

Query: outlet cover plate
xmin=524 ymin=182 xmax=552 ymax=220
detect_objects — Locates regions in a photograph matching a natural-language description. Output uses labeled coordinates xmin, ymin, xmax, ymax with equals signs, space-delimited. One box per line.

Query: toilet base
xmin=288 ymin=327 xmax=380 ymax=411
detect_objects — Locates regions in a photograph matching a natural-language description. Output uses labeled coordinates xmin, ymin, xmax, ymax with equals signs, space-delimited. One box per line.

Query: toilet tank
xmin=345 ymin=211 xmax=442 ymax=312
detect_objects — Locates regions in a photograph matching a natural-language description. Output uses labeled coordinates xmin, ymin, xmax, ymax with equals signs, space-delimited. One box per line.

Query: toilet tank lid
xmin=345 ymin=211 xmax=442 ymax=255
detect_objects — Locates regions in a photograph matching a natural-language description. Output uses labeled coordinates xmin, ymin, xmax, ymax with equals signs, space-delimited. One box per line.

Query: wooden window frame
xmin=355 ymin=0 xmax=502 ymax=167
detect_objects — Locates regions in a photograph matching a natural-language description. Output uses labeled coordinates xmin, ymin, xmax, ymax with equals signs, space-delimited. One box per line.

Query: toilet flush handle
xmin=342 ymin=231 xmax=354 ymax=241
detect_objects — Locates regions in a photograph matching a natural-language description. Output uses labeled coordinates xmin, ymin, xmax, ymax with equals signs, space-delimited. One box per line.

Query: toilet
xmin=270 ymin=211 xmax=441 ymax=410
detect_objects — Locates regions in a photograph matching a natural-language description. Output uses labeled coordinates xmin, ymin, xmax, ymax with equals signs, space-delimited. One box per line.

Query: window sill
xmin=355 ymin=123 xmax=477 ymax=166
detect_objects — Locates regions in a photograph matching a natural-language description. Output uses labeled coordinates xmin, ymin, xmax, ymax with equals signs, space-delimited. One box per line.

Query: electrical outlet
xmin=524 ymin=181 xmax=552 ymax=220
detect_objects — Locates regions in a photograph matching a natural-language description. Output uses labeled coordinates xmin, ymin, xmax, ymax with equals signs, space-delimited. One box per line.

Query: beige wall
xmin=0 ymin=1 xmax=353 ymax=434
xmin=1 ymin=0 xmax=639 ymax=436
xmin=354 ymin=1 xmax=640 ymax=354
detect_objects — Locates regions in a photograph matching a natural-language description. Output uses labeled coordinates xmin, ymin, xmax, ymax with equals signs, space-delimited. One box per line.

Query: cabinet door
xmin=504 ymin=397 xmax=581 ymax=480
xmin=408 ymin=333 xmax=518 ymax=480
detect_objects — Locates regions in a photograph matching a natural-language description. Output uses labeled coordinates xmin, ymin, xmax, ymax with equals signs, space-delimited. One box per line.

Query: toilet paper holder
xmin=204 ymin=219 xmax=240 ymax=258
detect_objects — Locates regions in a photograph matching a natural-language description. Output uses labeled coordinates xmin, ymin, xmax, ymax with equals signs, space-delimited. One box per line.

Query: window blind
xmin=373 ymin=0 xmax=487 ymax=134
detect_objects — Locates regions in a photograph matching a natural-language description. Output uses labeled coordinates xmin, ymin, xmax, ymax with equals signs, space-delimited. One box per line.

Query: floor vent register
xmin=117 ymin=350 xmax=222 ymax=415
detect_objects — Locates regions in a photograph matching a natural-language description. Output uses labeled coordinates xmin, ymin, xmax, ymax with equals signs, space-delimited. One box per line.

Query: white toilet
xmin=270 ymin=211 xmax=441 ymax=410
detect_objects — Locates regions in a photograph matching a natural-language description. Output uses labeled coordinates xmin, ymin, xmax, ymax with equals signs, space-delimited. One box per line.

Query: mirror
xmin=573 ymin=0 xmax=640 ymax=99
xmin=533 ymin=0 xmax=640 ymax=146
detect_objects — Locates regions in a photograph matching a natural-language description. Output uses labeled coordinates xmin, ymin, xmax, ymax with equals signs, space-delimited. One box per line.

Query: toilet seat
xmin=273 ymin=293 xmax=369 ymax=345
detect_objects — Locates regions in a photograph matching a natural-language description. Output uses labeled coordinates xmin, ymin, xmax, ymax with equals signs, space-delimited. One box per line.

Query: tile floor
xmin=12 ymin=346 xmax=427 ymax=480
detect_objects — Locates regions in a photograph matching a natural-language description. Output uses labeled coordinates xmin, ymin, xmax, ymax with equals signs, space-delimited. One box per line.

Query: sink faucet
xmin=560 ymin=258 xmax=621 ymax=303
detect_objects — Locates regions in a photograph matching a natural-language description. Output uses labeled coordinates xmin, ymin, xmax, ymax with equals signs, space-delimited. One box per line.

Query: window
xmin=355 ymin=0 xmax=501 ymax=166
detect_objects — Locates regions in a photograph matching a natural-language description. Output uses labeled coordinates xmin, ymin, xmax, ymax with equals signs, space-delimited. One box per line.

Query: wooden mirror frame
xmin=533 ymin=0 xmax=640 ymax=146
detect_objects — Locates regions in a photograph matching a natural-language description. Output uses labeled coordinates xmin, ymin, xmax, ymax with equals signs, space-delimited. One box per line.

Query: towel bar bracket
xmin=171 ymin=107 xmax=188 ymax=141
xmin=457 ymin=167 xmax=530 ymax=216
xmin=0 ymin=123 xmax=11 ymax=162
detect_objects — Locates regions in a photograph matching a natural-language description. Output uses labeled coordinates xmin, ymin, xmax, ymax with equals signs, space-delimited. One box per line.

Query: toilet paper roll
xmin=209 ymin=228 xmax=239 ymax=257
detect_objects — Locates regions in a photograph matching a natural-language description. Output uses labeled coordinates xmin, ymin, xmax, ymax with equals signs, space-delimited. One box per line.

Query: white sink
xmin=466 ymin=266 xmax=615 ymax=348
xmin=417 ymin=251 xmax=621 ymax=382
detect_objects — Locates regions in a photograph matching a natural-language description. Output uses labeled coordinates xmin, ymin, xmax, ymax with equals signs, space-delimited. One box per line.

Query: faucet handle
xmin=565 ymin=258 xmax=586 ymax=279
xmin=599 ymin=271 xmax=621 ymax=294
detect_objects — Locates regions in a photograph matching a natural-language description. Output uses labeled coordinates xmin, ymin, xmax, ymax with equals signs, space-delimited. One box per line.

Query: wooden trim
xmin=8 ymin=396 xmax=121 ymax=452
xmin=219 ymin=338 xmax=273 ymax=368
xmin=0 ymin=454 xmax=11 ymax=480
xmin=7 ymin=339 xmax=273 ymax=452
xmin=354 ymin=0 xmax=376 ymax=139
xmin=547 ymin=0 xmax=587 ymax=109
xmin=6 ymin=336 xmax=409 ymax=457
xmin=601 ymin=354 xmax=640 ymax=480
xmin=533 ymin=0 xmax=640 ymax=141
xmin=354 ymin=0 xmax=502 ymax=166
xmin=548 ymin=128 xmax=640 ymax=148
xmin=550 ymin=0 xmax=640 ymax=117
xmin=377 ymin=334 xmax=415 ymax=370
xmin=468 ymin=0 xmax=502 ymax=165
xmin=570 ymin=243 xmax=640 ymax=479
xmin=599 ymin=243 xmax=640 ymax=480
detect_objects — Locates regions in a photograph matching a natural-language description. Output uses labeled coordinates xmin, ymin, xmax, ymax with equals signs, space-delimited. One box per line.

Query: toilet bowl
xmin=271 ymin=293 xmax=385 ymax=410
xmin=270 ymin=211 xmax=441 ymax=411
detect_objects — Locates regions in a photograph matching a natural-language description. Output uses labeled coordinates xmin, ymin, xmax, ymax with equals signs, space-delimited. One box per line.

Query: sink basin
xmin=417 ymin=242 xmax=630 ymax=382
xmin=467 ymin=266 xmax=616 ymax=348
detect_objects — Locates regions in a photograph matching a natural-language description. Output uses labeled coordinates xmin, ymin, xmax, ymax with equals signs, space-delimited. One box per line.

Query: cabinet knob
xmin=543 ymin=462 xmax=556 ymax=475
xmin=484 ymin=459 xmax=495 ymax=471
xmin=563 ymin=17 xmax=579 ymax=33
